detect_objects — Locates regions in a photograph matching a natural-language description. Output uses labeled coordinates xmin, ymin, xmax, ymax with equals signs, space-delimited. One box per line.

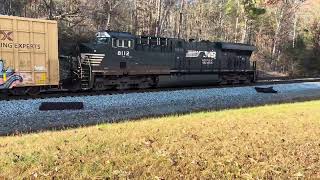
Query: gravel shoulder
xmin=1 ymin=82 xmax=320 ymax=135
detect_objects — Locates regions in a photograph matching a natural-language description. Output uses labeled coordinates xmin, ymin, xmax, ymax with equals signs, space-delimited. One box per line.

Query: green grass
xmin=1 ymin=101 xmax=320 ymax=179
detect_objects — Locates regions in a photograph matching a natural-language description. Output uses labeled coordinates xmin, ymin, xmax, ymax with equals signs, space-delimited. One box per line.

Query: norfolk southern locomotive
xmin=59 ymin=31 xmax=256 ymax=91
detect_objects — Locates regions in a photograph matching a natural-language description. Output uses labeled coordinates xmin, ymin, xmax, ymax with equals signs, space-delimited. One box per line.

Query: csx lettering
xmin=118 ymin=51 xmax=130 ymax=57
xmin=0 ymin=31 xmax=13 ymax=41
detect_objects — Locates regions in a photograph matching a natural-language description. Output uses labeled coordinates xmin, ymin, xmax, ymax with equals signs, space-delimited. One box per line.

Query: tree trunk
xmin=235 ymin=17 xmax=239 ymax=42
xmin=155 ymin=0 xmax=162 ymax=37
xmin=218 ymin=2 xmax=223 ymax=40
xmin=272 ymin=6 xmax=284 ymax=66
xmin=292 ymin=13 xmax=297 ymax=48
xmin=49 ymin=0 xmax=53 ymax=20
xmin=234 ymin=0 xmax=240 ymax=42
xmin=178 ymin=0 xmax=185 ymax=39
xmin=241 ymin=17 xmax=248 ymax=43
xmin=106 ymin=11 xmax=111 ymax=30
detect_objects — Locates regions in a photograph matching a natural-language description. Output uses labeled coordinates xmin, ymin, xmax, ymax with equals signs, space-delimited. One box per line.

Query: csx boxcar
xmin=0 ymin=16 xmax=59 ymax=95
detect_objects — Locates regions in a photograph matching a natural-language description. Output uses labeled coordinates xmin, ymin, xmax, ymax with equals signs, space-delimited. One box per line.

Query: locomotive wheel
xmin=138 ymin=77 xmax=155 ymax=89
xmin=150 ymin=76 xmax=159 ymax=88
xmin=138 ymin=81 xmax=151 ymax=89
xmin=116 ymin=83 xmax=129 ymax=90
xmin=94 ymin=81 xmax=105 ymax=91
xmin=26 ymin=87 xmax=41 ymax=96
xmin=239 ymin=77 xmax=251 ymax=84
xmin=227 ymin=80 xmax=234 ymax=85
xmin=219 ymin=80 xmax=228 ymax=85
xmin=239 ymin=80 xmax=246 ymax=84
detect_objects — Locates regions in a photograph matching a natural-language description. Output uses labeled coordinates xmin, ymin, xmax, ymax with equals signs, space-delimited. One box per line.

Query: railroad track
xmin=1 ymin=77 xmax=320 ymax=101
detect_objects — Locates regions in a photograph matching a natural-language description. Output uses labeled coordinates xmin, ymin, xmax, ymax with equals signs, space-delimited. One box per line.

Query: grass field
xmin=1 ymin=101 xmax=320 ymax=179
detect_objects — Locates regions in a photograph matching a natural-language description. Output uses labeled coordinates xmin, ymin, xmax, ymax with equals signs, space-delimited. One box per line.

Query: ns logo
xmin=117 ymin=51 xmax=130 ymax=57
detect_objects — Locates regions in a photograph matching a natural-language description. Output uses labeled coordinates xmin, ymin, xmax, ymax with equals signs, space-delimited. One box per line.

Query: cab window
xmin=96 ymin=32 xmax=111 ymax=44
xmin=96 ymin=37 xmax=110 ymax=44
xmin=112 ymin=38 xmax=133 ymax=48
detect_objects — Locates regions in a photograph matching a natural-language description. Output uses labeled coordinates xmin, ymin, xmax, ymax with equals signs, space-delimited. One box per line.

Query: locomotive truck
xmin=0 ymin=16 xmax=256 ymax=96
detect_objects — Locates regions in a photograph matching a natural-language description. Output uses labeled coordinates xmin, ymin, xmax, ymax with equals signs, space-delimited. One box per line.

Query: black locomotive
xmin=60 ymin=31 xmax=256 ymax=91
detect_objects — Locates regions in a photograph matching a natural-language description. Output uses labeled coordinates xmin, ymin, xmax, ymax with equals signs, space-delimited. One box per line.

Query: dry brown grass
xmin=0 ymin=101 xmax=320 ymax=179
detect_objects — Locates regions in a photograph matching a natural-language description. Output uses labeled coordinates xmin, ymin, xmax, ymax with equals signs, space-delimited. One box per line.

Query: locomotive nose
xmin=79 ymin=43 xmax=96 ymax=54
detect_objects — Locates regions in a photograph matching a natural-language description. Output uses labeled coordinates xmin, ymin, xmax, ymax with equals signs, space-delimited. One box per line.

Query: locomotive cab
xmin=96 ymin=32 xmax=111 ymax=45
xmin=79 ymin=32 xmax=111 ymax=55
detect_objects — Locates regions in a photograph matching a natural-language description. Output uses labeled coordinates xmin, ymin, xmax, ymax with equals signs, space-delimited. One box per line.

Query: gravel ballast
xmin=1 ymin=82 xmax=320 ymax=135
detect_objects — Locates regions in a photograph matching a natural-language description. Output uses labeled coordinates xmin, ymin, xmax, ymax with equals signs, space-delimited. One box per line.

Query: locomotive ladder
xmin=80 ymin=58 xmax=92 ymax=90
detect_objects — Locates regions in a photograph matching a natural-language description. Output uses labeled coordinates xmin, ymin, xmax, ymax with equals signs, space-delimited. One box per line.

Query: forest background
xmin=1 ymin=0 xmax=319 ymax=76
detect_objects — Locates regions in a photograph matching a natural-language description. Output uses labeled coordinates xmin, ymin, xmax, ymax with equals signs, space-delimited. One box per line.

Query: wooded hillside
xmin=0 ymin=0 xmax=319 ymax=76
